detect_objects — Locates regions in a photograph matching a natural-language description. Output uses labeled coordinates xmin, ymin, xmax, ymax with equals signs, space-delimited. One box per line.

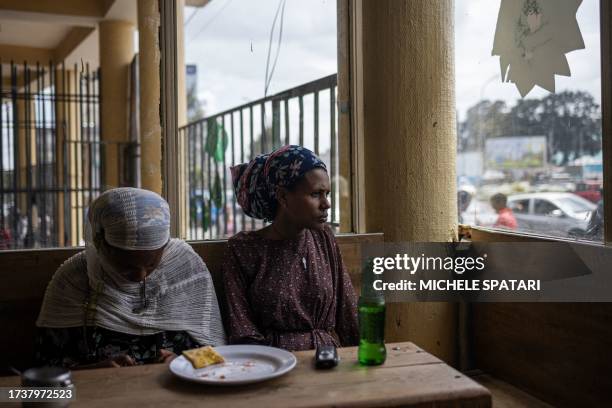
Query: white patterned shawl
xmin=36 ymin=188 xmax=226 ymax=346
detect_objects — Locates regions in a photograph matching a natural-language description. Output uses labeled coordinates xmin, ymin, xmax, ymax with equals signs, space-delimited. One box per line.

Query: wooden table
xmin=0 ymin=342 xmax=491 ymax=407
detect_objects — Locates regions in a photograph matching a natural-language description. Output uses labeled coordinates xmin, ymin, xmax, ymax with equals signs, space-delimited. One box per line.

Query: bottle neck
xmin=359 ymin=294 xmax=385 ymax=305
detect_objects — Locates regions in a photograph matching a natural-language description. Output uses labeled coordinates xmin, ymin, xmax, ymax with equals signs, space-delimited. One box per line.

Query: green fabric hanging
xmin=206 ymin=120 xmax=228 ymax=163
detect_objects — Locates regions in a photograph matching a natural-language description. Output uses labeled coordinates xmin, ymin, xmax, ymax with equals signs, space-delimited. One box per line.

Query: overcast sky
xmin=184 ymin=0 xmax=337 ymax=115
xmin=454 ymin=0 xmax=601 ymax=120
xmin=183 ymin=0 xmax=602 ymax=125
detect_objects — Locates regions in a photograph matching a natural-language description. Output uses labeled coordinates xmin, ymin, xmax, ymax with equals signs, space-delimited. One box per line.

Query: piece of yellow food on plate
xmin=182 ymin=346 xmax=225 ymax=369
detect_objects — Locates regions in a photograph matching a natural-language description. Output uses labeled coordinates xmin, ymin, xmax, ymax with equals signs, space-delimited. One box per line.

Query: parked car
xmin=507 ymin=192 xmax=596 ymax=238
xmin=573 ymin=181 xmax=602 ymax=203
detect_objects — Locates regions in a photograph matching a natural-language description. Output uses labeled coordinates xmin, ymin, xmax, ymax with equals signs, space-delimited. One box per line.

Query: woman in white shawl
xmin=36 ymin=187 xmax=225 ymax=368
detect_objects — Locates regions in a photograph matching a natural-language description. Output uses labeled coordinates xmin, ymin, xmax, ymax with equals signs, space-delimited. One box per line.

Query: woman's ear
xmin=276 ymin=186 xmax=289 ymax=209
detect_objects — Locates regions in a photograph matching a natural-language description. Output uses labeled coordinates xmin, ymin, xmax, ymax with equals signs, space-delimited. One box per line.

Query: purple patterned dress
xmin=223 ymin=225 xmax=359 ymax=351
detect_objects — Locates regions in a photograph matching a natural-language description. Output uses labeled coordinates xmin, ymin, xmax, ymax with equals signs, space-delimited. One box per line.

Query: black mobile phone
xmin=315 ymin=345 xmax=339 ymax=369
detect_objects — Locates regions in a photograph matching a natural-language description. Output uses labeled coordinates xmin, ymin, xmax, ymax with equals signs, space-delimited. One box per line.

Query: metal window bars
xmin=180 ymin=74 xmax=340 ymax=241
xmin=0 ymin=61 xmax=136 ymax=249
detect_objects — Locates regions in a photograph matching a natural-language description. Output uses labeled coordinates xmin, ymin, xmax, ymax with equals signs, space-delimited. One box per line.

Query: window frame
xmin=162 ymin=0 xmax=358 ymax=238
xmin=468 ymin=0 xmax=612 ymax=246
xmin=160 ymin=0 xmax=182 ymax=238
xmin=601 ymin=0 xmax=612 ymax=244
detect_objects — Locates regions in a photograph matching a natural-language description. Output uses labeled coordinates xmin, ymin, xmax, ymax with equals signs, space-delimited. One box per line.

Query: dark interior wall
xmin=470 ymin=228 xmax=612 ymax=407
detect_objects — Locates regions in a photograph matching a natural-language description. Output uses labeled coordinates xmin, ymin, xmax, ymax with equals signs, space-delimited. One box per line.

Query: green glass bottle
xmin=358 ymin=258 xmax=386 ymax=365
xmin=358 ymin=296 xmax=386 ymax=365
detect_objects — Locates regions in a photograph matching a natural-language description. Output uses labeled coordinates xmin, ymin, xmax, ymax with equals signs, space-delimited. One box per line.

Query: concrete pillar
xmin=53 ymin=69 xmax=81 ymax=247
xmin=137 ymin=0 xmax=163 ymax=194
xmin=53 ymin=68 xmax=73 ymax=246
xmin=68 ymin=72 xmax=80 ymax=247
xmin=16 ymin=96 xmax=28 ymax=216
xmin=16 ymin=82 xmax=37 ymax=245
xmin=360 ymin=1 xmax=457 ymax=364
xmin=99 ymin=20 xmax=135 ymax=188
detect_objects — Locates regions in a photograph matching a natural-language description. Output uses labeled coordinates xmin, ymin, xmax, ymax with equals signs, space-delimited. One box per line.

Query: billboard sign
xmin=485 ymin=136 xmax=546 ymax=169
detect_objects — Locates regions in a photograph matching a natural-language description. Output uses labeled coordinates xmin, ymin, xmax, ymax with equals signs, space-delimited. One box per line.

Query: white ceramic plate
xmin=169 ymin=345 xmax=297 ymax=385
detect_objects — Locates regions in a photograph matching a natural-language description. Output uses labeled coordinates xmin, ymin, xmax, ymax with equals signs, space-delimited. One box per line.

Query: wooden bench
xmin=0 ymin=233 xmax=383 ymax=372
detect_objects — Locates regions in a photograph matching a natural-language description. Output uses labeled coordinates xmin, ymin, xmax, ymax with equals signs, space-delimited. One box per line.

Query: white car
xmin=507 ymin=192 xmax=596 ymax=238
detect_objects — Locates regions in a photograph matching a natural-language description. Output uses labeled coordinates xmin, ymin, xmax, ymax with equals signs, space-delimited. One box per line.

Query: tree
xmin=509 ymin=91 xmax=601 ymax=164
xmin=458 ymin=91 xmax=602 ymax=165
xmin=187 ymin=86 xmax=205 ymax=123
xmin=458 ymin=100 xmax=510 ymax=152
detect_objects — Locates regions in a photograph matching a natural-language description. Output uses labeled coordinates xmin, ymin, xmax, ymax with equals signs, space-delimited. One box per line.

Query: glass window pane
xmin=182 ymin=1 xmax=341 ymax=239
xmin=534 ymin=200 xmax=558 ymax=215
xmin=456 ymin=0 xmax=603 ymax=242
xmin=510 ymin=199 xmax=530 ymax=214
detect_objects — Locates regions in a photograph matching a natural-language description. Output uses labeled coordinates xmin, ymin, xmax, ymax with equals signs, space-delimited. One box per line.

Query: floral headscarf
xmin=231 ymin=145 xmax=327 ymax=221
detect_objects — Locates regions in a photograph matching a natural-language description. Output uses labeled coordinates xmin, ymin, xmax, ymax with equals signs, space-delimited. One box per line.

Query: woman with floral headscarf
xmin=224 ymin=145 xmax=359 ymax=351
xmin=36 ymin=188 xmax=225 ymax=368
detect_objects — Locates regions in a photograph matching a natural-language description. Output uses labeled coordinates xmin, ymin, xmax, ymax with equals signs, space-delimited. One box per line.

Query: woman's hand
xmin=107 ymin=354 xmax=136 ymax=367
xmin=75 ymin=354 xmax=136 ymax=369
xmin=157 ymin=349 xmax=177 ymax=364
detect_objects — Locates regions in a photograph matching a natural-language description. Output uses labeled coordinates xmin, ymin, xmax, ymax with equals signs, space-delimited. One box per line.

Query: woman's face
xmin=101 ymin=242 xmax=166 ymax=282
xmin=278 ymin=168 xmax=331 ymax=230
